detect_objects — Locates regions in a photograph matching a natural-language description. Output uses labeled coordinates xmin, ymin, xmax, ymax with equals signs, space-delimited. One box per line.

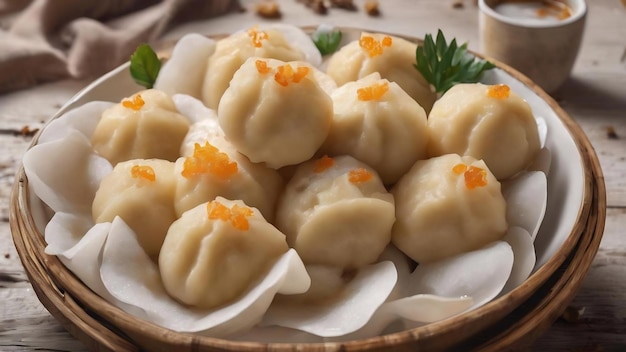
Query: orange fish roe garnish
xmin=357 ymin=81 xmax=389 ymax=101
xmin=314 ymin=155 xmax=335 ymax=173
xmin=452 ymin=163 xmax=468 ymax=175
xmin=181 ymin=142 xmax=238 ymax=179
xmin=349 ymin=168 xmax=373 ymax=184
xmin=130 ymin=165 xmax=156 ymax=182
xmin=453 ymin=163 xmax=488 ymax=189
xmin=292 ymin=66 xmax=310 ymax=83
xmin=487 ymin=84 xmax=510 ymax=99
xmin=382 ymin=36 xmax=393 ymax=47
xmin=248 ymin=28 xmax=269 ymax=48
xmin=207 ymin=200 xmax=254 ymax=231
xmin=207 ymin=200 xmax=230 ymax=222
xmin=464 ymin=166 xmax=488 ymax=190
xmin=255 ymin=60 xmax=271 ymax=74
xmin=274 ymin=64 xmax=310 ymax=86
xmin=359 ymin=35 xmax=392 ymax=57
xmin=122 ymin=94 xmax=145 ymax=111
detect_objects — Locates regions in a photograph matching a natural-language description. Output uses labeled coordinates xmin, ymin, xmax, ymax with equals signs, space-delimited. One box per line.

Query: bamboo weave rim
xmin=9 ymin=28 xmax=606 ymax=351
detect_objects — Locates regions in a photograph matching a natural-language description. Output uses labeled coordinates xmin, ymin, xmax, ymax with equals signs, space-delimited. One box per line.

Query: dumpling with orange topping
xmin=392 ymin=153 xmax=507 ymax=263
xmin=173 ymin=137 xmax=283 ymax=221
xmin=202 ymin=27 xmax=307 ymax=109
xmin=218 ymin=57 xmax=333 ymax=169
xmin=91 ymin=89 xmax=190 ymax=165
xmin=275 ymin=155 xmax=395 ymax=269
xmin=326 ymin=32 xmax=436 ymax=112
xmin=159 ymin=197 xmax=289 ymax=309
xmin=321 ymin=73 xmax=428 ymax=185
xmin=427 ymin=83 xmax=541 ymax=180
xmin=92 ymin=159 xmax=176 ymax=258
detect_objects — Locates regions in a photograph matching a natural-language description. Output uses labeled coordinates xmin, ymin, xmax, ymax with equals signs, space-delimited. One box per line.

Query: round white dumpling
xmin=218 ymin=57 xmax=333 ymax=169
xmin=159 ymin=197 xmax=289 ymax=309
xmin=321 ymin=73 xmax=428 ymax=185
xmin=91 ymin=89 xmax=190 ymax=165
xmin=326 ymin=32 xmax=436 ymax=112
xmin=92 ymin=159 xmax=176 ymax=258
xmin=173 ymin=137 xmax=283 ymax=221
xmin=202 ymin=27 xmax=306 ymax=109
xmin=275 ymin=155 xmax=395 ymax=268
xmin=392 ymin=153 xmax=508 ymax=263
xmin=180 ymin=116 xmax=224 ymax=156
xmin=427 ymin=83 xmax=541 ymax=180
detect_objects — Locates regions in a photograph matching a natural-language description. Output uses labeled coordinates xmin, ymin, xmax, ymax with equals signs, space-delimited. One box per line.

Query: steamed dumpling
xmin=321 ymin=73 xmax=428 ymax=185
xmin=275 ymin=155 xmax=395 ymax=268
xmin=91 ymin=89 xmax=190 ymax=165
xmin=174 ymin=137 xmax=283 ymax=221
xmin=218 ymin=57 xmax=333 ymax=169
xmin=159 ymin=197 xmax=289 ymax=309
xmin=392 ymin=153 xmax=507 ymax=263
xmin=92 ymin=159 xmax=176 ymax=258
xmin=427 ymin=83 xmax=541 ymax=180
xmin=326 ymin=32 xmax=436 ymax=112
xmin=180 ymin=116 xmax=224 ymax=157
xmin=202 ymin=27 xmax=306 ymax=109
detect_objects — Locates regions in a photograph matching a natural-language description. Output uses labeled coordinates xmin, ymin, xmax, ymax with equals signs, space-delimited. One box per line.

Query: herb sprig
xmin=130 ymin=44 xmax=161 ymax=89
xmin=415 ymin=30 xmax=495 ymax=94
xmin=311 ymin=29 xmax=343 ymax=56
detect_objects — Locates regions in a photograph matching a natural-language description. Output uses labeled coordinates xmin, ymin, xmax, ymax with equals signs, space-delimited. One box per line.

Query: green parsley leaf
xmin=129 ymin=44 xmax=161 ymax=89
xmin=414 ymin=29 xmax=495 ymax=94
xmin=312 ymin=30 xmax=343 ymax=56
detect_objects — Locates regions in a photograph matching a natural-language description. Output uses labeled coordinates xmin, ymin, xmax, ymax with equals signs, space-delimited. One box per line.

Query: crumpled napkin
xmin=0 ymin=0 xmax=241 ymax=93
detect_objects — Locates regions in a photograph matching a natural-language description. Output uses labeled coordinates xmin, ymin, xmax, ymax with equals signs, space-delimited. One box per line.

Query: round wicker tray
xmin=9 ymin=28 xmax=606 ymax=351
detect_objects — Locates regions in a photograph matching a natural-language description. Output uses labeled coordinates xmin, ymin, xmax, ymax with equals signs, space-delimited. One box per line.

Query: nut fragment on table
xmin=364 ymin=0 xmax=380 ymax=16
xmin=256 ymin=1 xmax=282 ymax=18
xmin=561 ymin=305 xmax=586 ymax=323
xmin=330 ymin=0 xmax=357 ymax=11
xmin=452 ymin=0 xmax=464 ymax=9
xmin=298 ymin=0 xmax=328 ymax=14
xmin=607 ymin=126 xmax=619 ymax=139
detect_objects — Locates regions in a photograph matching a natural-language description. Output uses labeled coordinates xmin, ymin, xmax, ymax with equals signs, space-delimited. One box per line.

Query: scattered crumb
xmin=452 ymin=0 xmax=464 ymax=9
xmin=607 ymin=126 xmax=619 ymax=139
xmin=299 ymin=0 xmax=328 ymax=14
xmin=256 ymin=1 xmax=282 ymax=19
xmin=364 ymin=0 xmax=380 ymax=16
xmin=0 ymin=126 xmax=40 ymax=137
xmin=311 ymin=0 xmax=328 ymax=14
xmin=19 ymin=125 xmax=39 ymax=137
xmin=330 ymin=0 xmax=357 ymax=11
xmin=3 ymin=253 xmax=9 ymax=259
xmin=561 ymin=305 xmax=586 ymax=323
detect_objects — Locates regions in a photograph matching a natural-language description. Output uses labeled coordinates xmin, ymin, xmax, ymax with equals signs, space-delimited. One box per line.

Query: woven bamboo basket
xmin=10 ymin=28 xmax=606 ymax=351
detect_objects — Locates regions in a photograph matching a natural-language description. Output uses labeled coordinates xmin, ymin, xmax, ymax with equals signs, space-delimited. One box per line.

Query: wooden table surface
xmin=1 ymin=0 xmax=625 ymax=350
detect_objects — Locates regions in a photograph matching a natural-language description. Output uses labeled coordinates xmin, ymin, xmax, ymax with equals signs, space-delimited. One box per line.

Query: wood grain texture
xmin=1 ymin=0 xmax=625 ymax=350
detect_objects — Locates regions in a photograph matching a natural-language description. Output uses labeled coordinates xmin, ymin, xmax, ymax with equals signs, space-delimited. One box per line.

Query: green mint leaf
xmin=414 ymin=29 xmax=496 ymax=94
xmin=312 ymin=30 xmax=342 ymax=56
xmin=130 ymin=44 xmax=161 ymax=89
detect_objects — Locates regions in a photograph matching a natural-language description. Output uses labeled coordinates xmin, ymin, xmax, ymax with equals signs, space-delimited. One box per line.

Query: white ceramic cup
xmin=478 ymin=0 xmax=587 ymax=93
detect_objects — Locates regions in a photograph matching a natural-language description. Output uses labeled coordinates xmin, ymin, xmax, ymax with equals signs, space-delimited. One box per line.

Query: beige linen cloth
xmin=0 ymin=0 xmax=241 ymax=93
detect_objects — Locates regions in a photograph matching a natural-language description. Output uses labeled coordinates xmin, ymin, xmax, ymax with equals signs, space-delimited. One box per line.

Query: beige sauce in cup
xmin=493 ymin=0 xmax=572 ymax=23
